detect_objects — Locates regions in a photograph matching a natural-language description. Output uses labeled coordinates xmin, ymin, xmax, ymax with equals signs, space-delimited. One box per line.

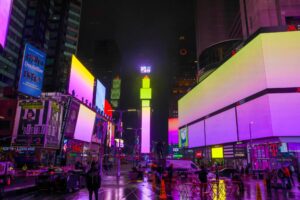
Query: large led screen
xmin=69 ymin=55 xmax=94 ymax=104
xmin=141 ymin=106 xmax=150 ymax=153
xmin=168 ymin=118 xmax=178 ymax=145
xmin=237 ymin=95 xmax=272 ymax=141
xmin=179 ymin=127 xmax=188 ymax=147
xmin=205 ymin=108 xmax=237 ymax=146
xmin=0 ymin=0 xmax=12 ymax=48
xmin=188 ymin=120 xmax=205 ymax=148
xmin=95 ymin=79 xmax=106 ymax=112
xmin=269 ymin=93 xmax=300 ymax=137
xmin=179 ymin=32 xmax=300 ymax=127
xmin=18 ymin=43 xmax=46 ymax=97
xmin=73 ymin=104 xmax=96 ymax=142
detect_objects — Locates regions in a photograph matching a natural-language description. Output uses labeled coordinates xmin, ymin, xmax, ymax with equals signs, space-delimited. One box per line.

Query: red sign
xmin=195 ymin=151 xmax=203 ymax=158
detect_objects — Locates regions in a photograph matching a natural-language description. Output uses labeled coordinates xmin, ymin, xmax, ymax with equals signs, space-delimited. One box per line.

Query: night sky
xmin=78 ymin=0 xmax=195 ymax=149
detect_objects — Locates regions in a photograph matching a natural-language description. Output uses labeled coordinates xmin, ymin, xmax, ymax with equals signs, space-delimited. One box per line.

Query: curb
xmin=4 ymin=185 xmax=37 ymax=198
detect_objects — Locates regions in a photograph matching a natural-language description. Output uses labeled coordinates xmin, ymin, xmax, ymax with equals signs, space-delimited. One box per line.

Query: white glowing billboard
xmin=73 ymin=104 xmax=96 ymax=142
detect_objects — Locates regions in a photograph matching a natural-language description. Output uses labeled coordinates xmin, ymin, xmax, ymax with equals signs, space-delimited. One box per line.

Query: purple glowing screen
xmin=0 ymin=0 xmax=12 ymax=47
xmin=168 ymin=118 xmax=178 ymax=145
xmin=68 ymin=55 xmax=95 ymax=105
xmin=179 ymin=32 xmax=300 ymax=126
xmin=188 ymin=120 xmax=205 ymax=148
xmin=205 ymin=108 xmax=237 ymax=146
xmin=73 ymin=104 xmax=96 ymax=142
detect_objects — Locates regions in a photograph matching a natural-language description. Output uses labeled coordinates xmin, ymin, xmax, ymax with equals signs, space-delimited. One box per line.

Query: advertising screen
xmin=0 ymin=0 xmax=12 ymax=48
xmin=179 ymin=127 xmax=188 ymax=147
xmin=73 ymin=104 xmax=96 ymax=142
xmin=168 ymin=118 xmax=178 ymax=145
xmin=205 ymin=108 xmax=237 ymax=146
xmin=211 ymin=147 xmax=224 ymax=158
xmin=104 ymin=100 xmax=113 ymax=117
xmin=68 ymin=55 xmax=94 ymax=104
xmin=12 ymin=100 xmax=63 ymax=148
xmin=64 ymin=100 xmax=80 ymax=138
xmin=95 ymin=79 xmax=106 ymax=112
xmin=141 ymin=106 xmax=150 ymax=153
xmin=91 ymin=114 xmax=107 ymax=144
xmin=18 ymin=43 xmax=46 ymax=97
xmin=188 ymin=120 xmax=205 ymax=148
xmin=179 ymin=32 xmax=300 ymax=126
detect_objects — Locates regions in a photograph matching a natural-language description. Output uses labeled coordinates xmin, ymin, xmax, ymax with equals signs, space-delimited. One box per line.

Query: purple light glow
xmin=141 ymin=106 xmax=150 ymax=153
xmin=73 ymin=104 xmax=96 ymax=142
xmin=0 ymin=0 xmax=12 ymax=48
xmin=188 ymin=120 xmax=205 ymax=148
xmin=237 ymin=95 xmax=272 ymax=140
xmin=168 ymin=118 xmax=178 ymax=145
xmin=206 ymin=108 xmax=237 ymax=146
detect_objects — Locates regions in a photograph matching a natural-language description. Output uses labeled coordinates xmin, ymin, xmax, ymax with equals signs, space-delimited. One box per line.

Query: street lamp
xmin=249 ymin=121 xmax=254 ymax=172
xmin=109 ymin=109 xmax=138 ymax=177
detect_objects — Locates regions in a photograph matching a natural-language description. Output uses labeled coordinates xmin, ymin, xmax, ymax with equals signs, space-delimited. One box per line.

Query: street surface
xmin=6 ymin=173 xmax=300 ymax=200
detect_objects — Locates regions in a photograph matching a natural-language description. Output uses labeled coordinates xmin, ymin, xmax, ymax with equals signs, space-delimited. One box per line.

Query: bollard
xmin=159 ymin=179 xmax=167 ymax=199
xmin=256 ymin=182 xmax=262 ymax=200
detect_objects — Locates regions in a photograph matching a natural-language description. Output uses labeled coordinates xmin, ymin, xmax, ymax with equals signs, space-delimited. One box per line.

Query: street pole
xmin=117 ymin=111 xmax=123 ymax=178
xmin=249 ymin=121 xmax=253 ymax=173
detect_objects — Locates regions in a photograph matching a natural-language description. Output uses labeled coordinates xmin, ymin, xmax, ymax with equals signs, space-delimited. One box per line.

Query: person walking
xmin=197 ymin=165 xmax=208 ymax=198
xmin=265 ymin=168 xmax=273 ymax=195
xmin=86 ymin=162 xmax=101 ymax=200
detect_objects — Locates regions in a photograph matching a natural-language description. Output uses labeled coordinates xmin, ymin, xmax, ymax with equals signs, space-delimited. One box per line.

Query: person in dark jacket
xmin=86 ymin=162 xmax=101 ymax=200
xmin=197 ymin=165 xmax=208 ymax=198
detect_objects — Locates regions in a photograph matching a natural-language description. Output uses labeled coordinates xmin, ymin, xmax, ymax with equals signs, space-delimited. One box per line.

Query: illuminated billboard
xmin=179 ymin=32 xmax=300 ymax=126
xmin=73 ymin=104 xmax=96 ymax=142
xmin=168 ymin=118 xmax=178 ymax=145
xmin=212 ymin=147 xmax=224 ymax=158
xmin=140 ymin=66 xmax=151 ymax=74
xmin=12 ymin=100 xmax=63 ymax=148
xmin=95 ymin=79 xmax=106 ymax=112
xmin=188 ymin=120 xmax=205 ymax=148
xmin=179 ymin=127 xmax=188 ymax=147
xmin=141 ymin=106 xmax=150 ymax=153
xmin=206 ymin=108 xmax=237 ymax=146
xmin=0 ymin=0 xmax=12 ymax=48
xmin=18 ymin=43 xmax=46 ymax=97
xmin=68 ymin=55 xmax=94 ymax=104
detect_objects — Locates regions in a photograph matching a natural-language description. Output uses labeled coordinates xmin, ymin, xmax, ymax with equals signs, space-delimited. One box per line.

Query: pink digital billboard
xmin=141 ymin=106 xmax=150 ymax=153
xmin=237 ymin=95 xmax=272 ymax=141
xmin=179 ymin=32 xmax=300 ymax=127
xmin=69 ymin=55 xmax=95 ymax=105
xmin=168 ymin=118 xmax=178 ymax=145
xmin=188 ymin=120 xmax=205 ymax=148
xmin=0 ymin=0 xmax=12 ymax=48
xmin=205 ymin=108 xmax=237 ymax=146
xmin=73 ymin=104 xmax=96 ymax=142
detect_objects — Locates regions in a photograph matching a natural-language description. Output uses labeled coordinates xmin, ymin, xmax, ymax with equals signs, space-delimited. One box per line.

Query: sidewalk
xmin=3 ymin=176 xmax=36 ymax=196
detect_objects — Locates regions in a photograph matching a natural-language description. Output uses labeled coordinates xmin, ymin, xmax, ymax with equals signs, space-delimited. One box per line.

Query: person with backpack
xmin=86 ymin=162 xmax=101 ymax=200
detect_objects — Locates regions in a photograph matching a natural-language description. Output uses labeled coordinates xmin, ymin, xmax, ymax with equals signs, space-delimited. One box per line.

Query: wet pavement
xmin=5 ymin=171 xmax=300 ymax=199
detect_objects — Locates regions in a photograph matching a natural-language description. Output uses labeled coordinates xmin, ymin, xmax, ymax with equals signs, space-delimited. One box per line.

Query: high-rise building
xmin=0 ymin=0 xmax=27 ymax=87
xmin=0 ymin=0 xmax=82 ymax=92
xmin=240 ymin=0 xmax=300 ymax=39
xmin=195 ymin=0 xmax=242 ymax=58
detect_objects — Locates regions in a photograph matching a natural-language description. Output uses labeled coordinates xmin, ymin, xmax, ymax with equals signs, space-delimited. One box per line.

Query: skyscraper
xmin=0 ymin=0 xmax=27 ymax=87
xmin=0 ymin=0 xmax=82 ymax=92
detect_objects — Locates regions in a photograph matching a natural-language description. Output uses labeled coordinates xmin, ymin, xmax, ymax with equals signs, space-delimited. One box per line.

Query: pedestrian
xmin=86 ymin=162 xmax=101 ymax=200
xmin=215 ymin=164 xmax=219 ymax=182
xmin=197 ymin=165 xmax=208 ymax=198
xmin=283 ymin=166 xmax=292 ymax=189
xmin=167 ymin=164 xmax=174 ymax=182
xmin=289 ymin=164 xmax=295 ymax=186
xmin=265 ymin=168 xmax=273 ymax=195
xmin=277 ymin=167 xmax=286 ymax=189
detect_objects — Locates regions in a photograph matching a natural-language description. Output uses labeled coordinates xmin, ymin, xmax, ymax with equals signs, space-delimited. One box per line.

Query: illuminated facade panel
xmin=211 ymin=147 xmax=224 ymax=158
xmin=179 ymin=32 xmax=300 ymax=126
xmin=141 ymin=106 xmax=151 ymax=153
xmin=68 ymin=55 xmax=95 ymax=104
xmin=0 ymin=0 xmax=12 ymax=47
xmin=142 ymin=100 xmax=150 ymax=107
xmin=140 ymin=88 xmax=152 ymax=99
xmin=168 ymin=118 xmax=178 ymax=145
xmin=142 ymin=76 xmax=150 ymax=88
